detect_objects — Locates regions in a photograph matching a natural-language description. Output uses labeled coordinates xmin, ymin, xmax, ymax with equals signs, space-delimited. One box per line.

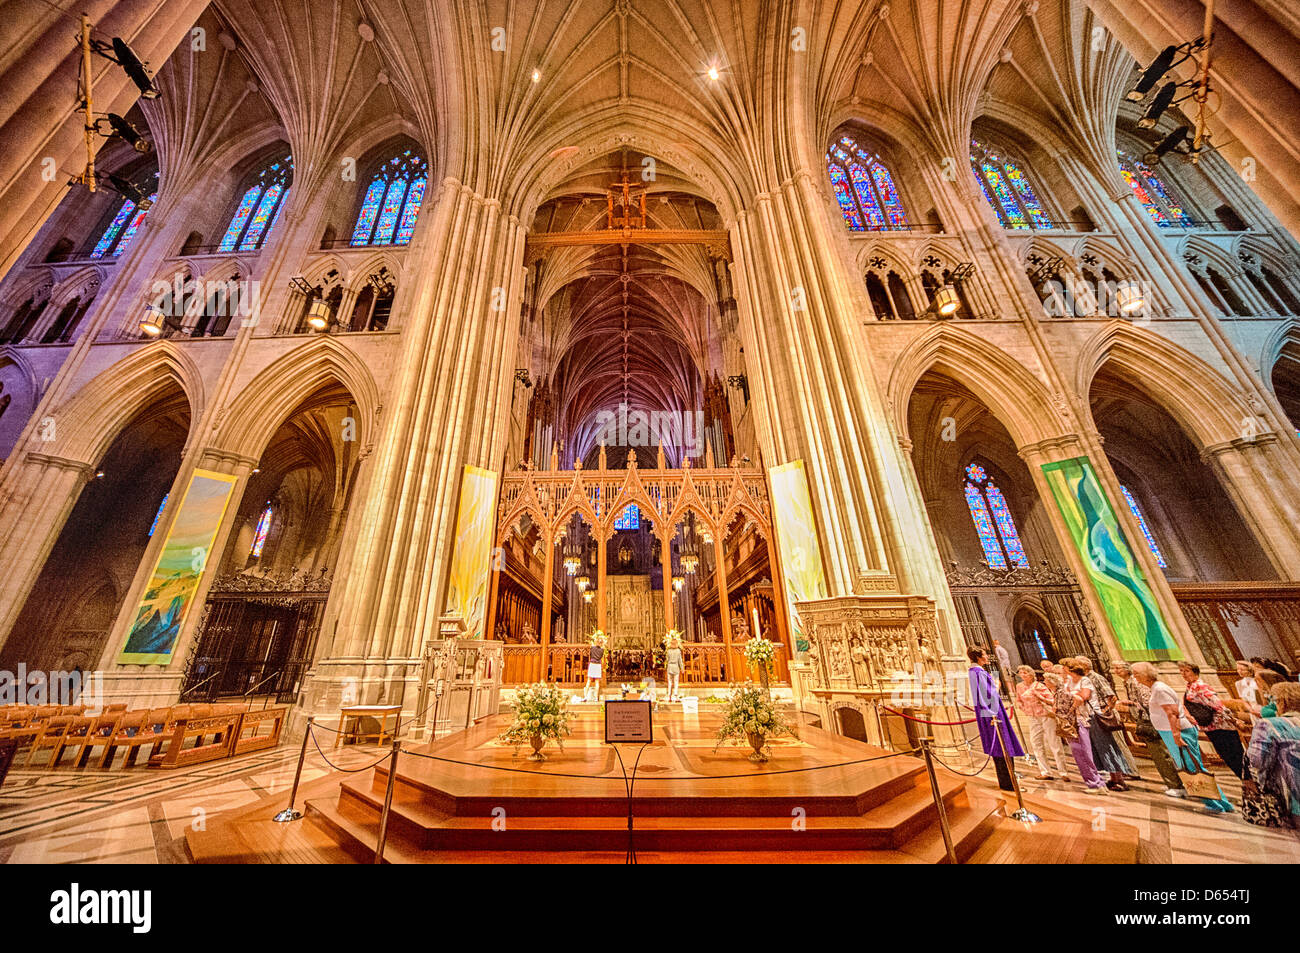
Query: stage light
xmin=1143 ymin=127 xmax=1190 ymax=165
xmin=103 ymin=173 xmax=152 ymax=209
xmin=306 ymin=299 xmax=332 ymax=331
xmin=111 ymin=37 xmax=160 ymax=99
xmin=672 ymin=575 xmax=684 ymax=592
xmin=707 ymin=66 xmax=719 ymax=81
xmin=1116 ymin=283 xmax=1147 ymax=315
xmin=104 ymin=113 xmax=150 ymax=152
xmin=1127 ymin=45 xmax=1177 ymax=102
xmin=1138 ymin=82 xmax=1178 ymax=129
xmin=139 ymin=305 xmax=167 ymax=336
xmin=934 ymin=284 xmax=960 ymax=316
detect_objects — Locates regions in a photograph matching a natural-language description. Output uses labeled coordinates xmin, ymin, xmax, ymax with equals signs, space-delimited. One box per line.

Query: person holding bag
xmin=1244 ymin=682 xmax=1300 ymax=829
xmin=1064 ymin=659 xmax=1133 ymax=791
xmin=1132 ymin=662 xmax=1233 ymax=814
xmin=1178 ymin=661 xmax=1246 ymax=779
xmin=1049 ymin=671 xmax=1106 ymax=793
xmin=1113 ymin=660 xmax=1185 ymax=798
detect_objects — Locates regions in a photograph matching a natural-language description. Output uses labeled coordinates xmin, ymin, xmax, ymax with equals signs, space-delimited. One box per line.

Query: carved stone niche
xmin=795 ymin=591 xmax=943 ymax=696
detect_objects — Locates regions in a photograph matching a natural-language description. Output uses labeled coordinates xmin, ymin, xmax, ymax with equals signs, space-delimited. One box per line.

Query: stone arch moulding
xmin=1075 ymin=321 xmax=1255 ymax=449
xmin=39 ymin=342 xmax=205 ymax=467
xmin=212 ymin=336 xmax=381 ymax=463
xmin=1260 ymin=319 xmax=1300 ymax=382
xmin=887 ymin=324 xmax=1068 ymax=449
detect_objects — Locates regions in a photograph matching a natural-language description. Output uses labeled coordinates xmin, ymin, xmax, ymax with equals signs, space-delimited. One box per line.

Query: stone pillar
xmin=302 ymin=179 xmax=526 ymax=717
xmin=1200 ymin=436 xmax=1300 ymax=577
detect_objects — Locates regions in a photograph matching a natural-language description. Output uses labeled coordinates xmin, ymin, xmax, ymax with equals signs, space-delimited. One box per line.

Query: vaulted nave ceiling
xmin=122 ymin=0 xmax=1150 ymax=221
xmin=524 ymin=150 xmax=726 ymax=465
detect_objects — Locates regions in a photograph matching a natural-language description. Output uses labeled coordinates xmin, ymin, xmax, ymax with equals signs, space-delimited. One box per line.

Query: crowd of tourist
xmin=966 ymin=647 xmax=1300 ymax=829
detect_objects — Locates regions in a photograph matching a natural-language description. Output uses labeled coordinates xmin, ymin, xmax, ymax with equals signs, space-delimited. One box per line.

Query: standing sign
xmin=604 ymin=700 xmax=653 ymax=744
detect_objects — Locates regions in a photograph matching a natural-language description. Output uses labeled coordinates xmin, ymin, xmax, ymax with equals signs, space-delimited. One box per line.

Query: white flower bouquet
xmin=500 ymin=682 xmax=573 ymax=751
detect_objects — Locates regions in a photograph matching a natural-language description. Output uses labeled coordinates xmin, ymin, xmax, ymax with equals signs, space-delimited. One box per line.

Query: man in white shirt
xmin=1234 ymin=660 xmax=1258 ymax=707
xmin=1131 ymin=661 xmax=1234 ymax=814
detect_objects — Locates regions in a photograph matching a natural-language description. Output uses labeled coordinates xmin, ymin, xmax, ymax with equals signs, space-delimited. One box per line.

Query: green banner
xmin=1040 ymin=456 xmax=1181 ymax=661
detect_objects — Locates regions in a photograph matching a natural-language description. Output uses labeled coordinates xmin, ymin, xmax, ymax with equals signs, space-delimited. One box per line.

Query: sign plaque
xmin=604 ymin=700 xmax=653 ymax=744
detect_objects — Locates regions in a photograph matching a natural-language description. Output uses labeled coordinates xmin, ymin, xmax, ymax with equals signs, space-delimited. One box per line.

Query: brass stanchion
xmin=273 ymin=716 xmax=311 ymax=823
xmin=992 ymin=713 xmax=1040 ymax=824
xmin=921 ymin=737 xmax=959 ymax=864
xmin=373 ymin=739 xmax=401 ymax=864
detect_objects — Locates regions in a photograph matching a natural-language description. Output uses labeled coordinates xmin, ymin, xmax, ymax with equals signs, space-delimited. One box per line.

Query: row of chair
xmin=0 ymin=703 xmax=249 ymax=770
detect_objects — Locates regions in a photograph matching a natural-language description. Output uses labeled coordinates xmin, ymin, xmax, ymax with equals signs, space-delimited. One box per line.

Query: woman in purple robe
xmin=968 ymin=648 xmax=1025 ymax=791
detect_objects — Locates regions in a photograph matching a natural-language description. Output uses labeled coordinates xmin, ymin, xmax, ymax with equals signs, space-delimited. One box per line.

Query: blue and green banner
xmin=1040 ymin=456 xmax=1181 ymax=661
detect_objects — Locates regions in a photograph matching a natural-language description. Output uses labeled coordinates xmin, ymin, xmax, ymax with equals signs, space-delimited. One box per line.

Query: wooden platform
xmin=186 ymin=711 xmax=1137 ymax=863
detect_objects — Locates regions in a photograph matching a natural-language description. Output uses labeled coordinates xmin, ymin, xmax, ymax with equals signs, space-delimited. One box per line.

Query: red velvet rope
xmin=878 ymin=704 xmax=977 ymax=727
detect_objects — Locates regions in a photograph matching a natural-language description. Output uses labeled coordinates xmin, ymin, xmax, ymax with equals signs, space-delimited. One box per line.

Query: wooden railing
xmin=501 ymin=643 xmax=788 ymax=686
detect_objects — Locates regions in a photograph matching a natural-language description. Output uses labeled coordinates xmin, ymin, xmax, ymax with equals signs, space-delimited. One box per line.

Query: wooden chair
xmin=24 ymin=714 xmax=76 ymax=766
xmin=46 ymin=713 xmax=115 ymax=769
xmin=71 ymin=712 xmax=125 ymax=768
xmin=99 ymin=708 xmax=172 ymax=768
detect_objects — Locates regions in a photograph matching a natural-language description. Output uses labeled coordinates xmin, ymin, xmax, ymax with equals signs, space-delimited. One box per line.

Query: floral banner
xmin=1040 ymin=456 xmax=1181 ymax=661
xmin=119 ymin=469 xmax=238 ymax=665
xmin=768 ymin=460 xmax=828 ymax=653
xmin=445 ymin=465 xmax=499 ymax=639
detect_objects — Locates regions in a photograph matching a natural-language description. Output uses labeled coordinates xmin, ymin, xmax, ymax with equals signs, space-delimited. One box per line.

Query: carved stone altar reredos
xmin=795 ymin=589 xmax=944 ymax=695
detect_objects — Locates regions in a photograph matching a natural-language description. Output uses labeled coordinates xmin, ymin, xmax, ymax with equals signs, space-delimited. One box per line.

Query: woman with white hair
xmin=1131 ymin=662 xmax=1233 ymax=814
xmin=1245 ymin=681 xmax=1300 ymax=828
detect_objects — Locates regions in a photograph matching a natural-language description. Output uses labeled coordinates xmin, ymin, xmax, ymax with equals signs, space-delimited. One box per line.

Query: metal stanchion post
xmin=921 ymin=737 xmax=959 ymax=864
xmin=373 ymin=739 xmax=401 ymax=864
xmin=992 ymin=713 xmax=1040 ymax=824
xmin=273 ymin=716 xmax=311 ymax=823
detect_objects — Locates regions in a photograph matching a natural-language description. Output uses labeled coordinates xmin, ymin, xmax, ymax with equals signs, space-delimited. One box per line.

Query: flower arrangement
xmin=500 ymin=682 xmax=573 ymax=760
xmin=742 ymin=636 xmax=776 ymax=665
xmin=589 ymin=629 xmax=606 ymax=644
xmin=714 ymin=682 xmax=795 ymax=762
xmin=663 ymin=628 xmax=683 ymax=647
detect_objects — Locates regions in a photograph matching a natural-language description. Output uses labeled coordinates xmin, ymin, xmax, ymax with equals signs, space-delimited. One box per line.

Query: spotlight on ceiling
xmin=103 ymin=113 xmax=151 ymax=153
xmin=1126 ymin=45 xmax=1178 ymax=102
xmin=1143 ymin=126 xmax=1190 ymax=166
xmin=110 ymin=37 xmax=160 ymax=99
xmin=707 ymin=65 xmax=720 ymax=81
xmin=531 ymin=68 xmax=540 ymax=83
xmin=1138 ymin=82 xmax=1178 ymax=129
xmin=103 ymin=173 xmax=152 ymax=209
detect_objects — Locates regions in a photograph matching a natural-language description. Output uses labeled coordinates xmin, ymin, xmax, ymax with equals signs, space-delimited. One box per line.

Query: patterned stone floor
xmin=935 ymin=741 xmax=1300 ymax=864
xmin=2 ymin=731 xmax=1297 ymax=863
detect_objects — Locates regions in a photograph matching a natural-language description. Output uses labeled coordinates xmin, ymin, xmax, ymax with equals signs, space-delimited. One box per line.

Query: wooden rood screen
xmin=490 ymin=451 xmax=791 ymax=685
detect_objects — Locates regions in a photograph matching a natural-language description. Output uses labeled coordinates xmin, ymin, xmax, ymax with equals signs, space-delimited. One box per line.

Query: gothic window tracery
xmin=1119 ymin=484 xmax=1167 ymax=568
xmin=963 ymin=463 xmax=1028 ymax=569
xmin=218 ymin=157 xmax=293 ymax=252
xmin=826 ymin=135 xmax=908 ymax=231
xmin=1116 ymin=150 xmax=1192 ymax=227
xmin=970 ymin=140 xmax=1053 ymax=229
xmin=91 ymin=191 xmax=157 ymax=259
xmin=351 ymin=150 xmax=428 ymax=246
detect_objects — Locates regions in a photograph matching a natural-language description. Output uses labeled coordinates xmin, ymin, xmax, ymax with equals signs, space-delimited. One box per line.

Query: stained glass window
xmin=970 ymin=139 xmax=1054 ymax=229
xmin=614 ymin=505 xmax=640 ymax=531
xmin=250 ymin=505 xmax=273 ymax=558
xmin=1116 ymin=150 xmax=1192 ymax=228
xmin=90 ymin=191 xmax=157 ymax=258
xmin=963 ymin=463 xmax=1029 ymax=569
xmin=826 ymin=136 xmax=908 ymax=231
xmin=219 ymin=157 xmax=293 ymax=252
xmin=351 ymin=150 xmax=429 ymax=246
xmin=147 ymin=492 xmax=169 ymax=537
xmin=1120 ymin=485 xmax=1168 ymax=568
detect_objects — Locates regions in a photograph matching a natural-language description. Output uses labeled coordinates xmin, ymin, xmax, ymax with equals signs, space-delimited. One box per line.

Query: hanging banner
xmin=1040 ymin=456 xmax=1181 ymax=661
xmin=445 ymin=465 xmax=500 ymax=639
xmin=118 ymin=469 xmax=238 ymax=665
xmin=768 ymin=460 xmax=828 ymax=653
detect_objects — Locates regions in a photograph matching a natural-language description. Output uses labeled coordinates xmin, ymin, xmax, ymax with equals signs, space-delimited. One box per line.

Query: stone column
xmin=303 ymin=179 xmax=526 ymax=716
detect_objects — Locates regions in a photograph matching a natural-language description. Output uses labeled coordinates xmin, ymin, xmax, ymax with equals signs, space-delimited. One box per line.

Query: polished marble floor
xmin=1 ymin=726 xmax=1297 ymax=863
